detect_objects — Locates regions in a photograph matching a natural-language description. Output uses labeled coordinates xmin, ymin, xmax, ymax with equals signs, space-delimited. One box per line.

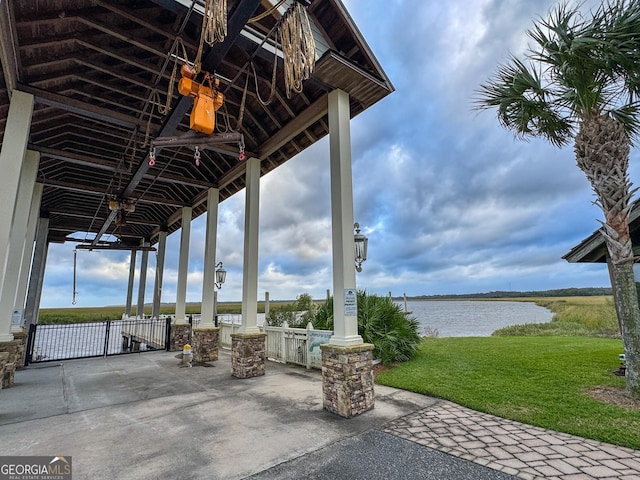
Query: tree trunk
xmin=609 ymin=261 xmax=640 ymax=397
xmin=575 ymin=114 xmax=640 ymax=398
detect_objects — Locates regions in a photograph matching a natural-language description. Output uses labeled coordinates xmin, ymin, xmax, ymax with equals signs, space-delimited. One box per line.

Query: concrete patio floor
xmin=1 ymin=350 xmax=638 ymax=480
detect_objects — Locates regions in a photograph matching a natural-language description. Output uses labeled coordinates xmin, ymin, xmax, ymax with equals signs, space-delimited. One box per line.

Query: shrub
xmin=266 ymin=293 xmax=318 ymax=327
xmin=312 ymin=291 xmax=421 ymax=365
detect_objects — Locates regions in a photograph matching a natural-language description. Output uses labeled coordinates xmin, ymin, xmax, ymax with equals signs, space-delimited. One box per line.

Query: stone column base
xmin=0 ymin=340 xmax=23 ymax=388
xmin=12 ymin=330 xmax=27 ymax=370
xmin=320 ymin=343 xmax=375 ymax=418
xmin=0 ymin=352 xmax=8 ymax=395
xmin=169 ymin=323 xmax=191 ymax=352
xmin=192 ymin=327 xmax=220 ymax=362
xmin=231 ymin=332 xmax=266 ymax=378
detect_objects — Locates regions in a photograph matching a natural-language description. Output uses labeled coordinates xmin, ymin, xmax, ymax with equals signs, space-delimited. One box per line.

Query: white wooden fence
xmin=121 ymin=314 xmax=332 ymax=370
xmin=220 ymin=319 xmax=332 ymax=370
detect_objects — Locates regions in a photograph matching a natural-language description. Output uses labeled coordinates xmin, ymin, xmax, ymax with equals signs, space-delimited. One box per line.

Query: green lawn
xmin=376 ymin=336 xmax=640 ymax=449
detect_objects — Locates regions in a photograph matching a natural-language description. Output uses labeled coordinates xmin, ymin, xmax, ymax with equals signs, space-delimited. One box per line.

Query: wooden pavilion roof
xmin=0 ymin=0 xmax=393 ymax=248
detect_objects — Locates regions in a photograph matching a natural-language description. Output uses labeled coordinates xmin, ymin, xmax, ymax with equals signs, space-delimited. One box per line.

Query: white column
xmin=15 ymin=182 xmax=44 ymax=311
xmin=0 ymin=91 xmax=34 ymax=341
xmin=1 ymin=150 xmax=39 ymax=337
xmin=201 ymin=188 xmax=219 ymax=325
xmin=152 ymin=230 xmax=167 ymax=319
xmin=175 ymin=207 xmax=192 ymax=324
xmin=328 ymin=89 xmax=362 ymax=347
xmin=240 ymin=157 xmax=260 ymax=334
xmin=125 ymin=250 xmax=137 ymax=318
xmin=24 ymin=217 xmax=49 ymax=327
xmin=136 ymin=242 xmax=149 ymax=318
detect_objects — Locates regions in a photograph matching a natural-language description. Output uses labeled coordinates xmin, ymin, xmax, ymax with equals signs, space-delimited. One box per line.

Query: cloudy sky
xmin=40 ymin=0 xmax=637 ymax=308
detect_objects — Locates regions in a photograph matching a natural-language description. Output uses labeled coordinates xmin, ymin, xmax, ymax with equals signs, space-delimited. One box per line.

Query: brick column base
xmin=0 ymin=352 xmax=8 ymax=395
xmin=169 ymin=323 xmax=191 ymax=352
xmin=0 ymin=340 xmax=24 ymax=388
xmin=231 ymin=333 xmax=266 ymax=378
xmin=192 ymin=327 xmax=220 ymax=362
xmin=320 ymin=343 xmax=375 ymax=418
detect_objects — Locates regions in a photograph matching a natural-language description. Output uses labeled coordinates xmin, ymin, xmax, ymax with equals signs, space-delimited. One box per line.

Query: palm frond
xmin=475 ymin=56 xmax=574 ymax=146
xmin=477 ymin=0 xmax=640 ymax=143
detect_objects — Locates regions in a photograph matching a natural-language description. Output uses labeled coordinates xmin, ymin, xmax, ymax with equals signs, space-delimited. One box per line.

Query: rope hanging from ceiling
xmin=195 ymin=0 xmax=227 ymax=73
xmin=280 ymin=1 xmax=315 ymax=98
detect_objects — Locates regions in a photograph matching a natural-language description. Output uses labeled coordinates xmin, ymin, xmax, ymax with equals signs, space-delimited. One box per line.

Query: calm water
xmin=400 ymin=300 xmax=553 ymax=337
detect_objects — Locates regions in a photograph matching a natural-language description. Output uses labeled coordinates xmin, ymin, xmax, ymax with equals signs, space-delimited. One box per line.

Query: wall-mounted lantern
xmin=215 ymin=261 xmax=226 ymax=289
xmin=354 ymin=222 xmax=368 ymax=272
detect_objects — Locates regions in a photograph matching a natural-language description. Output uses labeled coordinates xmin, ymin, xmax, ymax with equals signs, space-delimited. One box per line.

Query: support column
xmin=15 ymin=183 xmax=43 ymax=314
xmin=321 ymin=89 xmax=373 ymax=417
xmin=232 ymin=157 xmax=265 ymax=378
xmin=0 ymin=91 xmax=34 ymax=343
xmin=201 ymin=188 xmax=219 ymax=325
xmin=152 ymin=230 xmax=167 ymax=319
xmin=136 ymin=242 xmax=149 ymax=319
xmin=125 ymin=250 xmax=137 ymax=318
xmin=0 ymin=150 xmax=39 ymax=338
xmin=171 ymin=207 xmax=192 ymax=351
xmin=24 ymin=216 xmax=49 ymax=327
xmin=240 ymin=157 xmax=260 ymax=334
xmin=194 ymin=188 xmax=220 ymax=363
xmin=328 ymin=89 xmax=362 ymax=347
xmin=0 ymin=150 xmax=38 ymax=385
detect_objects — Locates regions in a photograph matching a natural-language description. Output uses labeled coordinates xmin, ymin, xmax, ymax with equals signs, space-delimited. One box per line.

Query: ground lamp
xmin=354 ymin=223 xmax=368 ymax=272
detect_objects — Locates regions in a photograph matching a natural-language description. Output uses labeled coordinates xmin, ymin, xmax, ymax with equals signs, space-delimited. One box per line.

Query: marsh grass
xmin=37 ymin=302 xmax=266 ymax=324
xmin=493 ymin=296 xmax=620 ymax=337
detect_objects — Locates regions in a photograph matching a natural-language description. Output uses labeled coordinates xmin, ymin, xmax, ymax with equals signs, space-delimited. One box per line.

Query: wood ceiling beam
xmin=33 ymin=146 xmax=214 ymax=190
xmin=17 ymin=83 xmax=145 ymax=129
xmin=31 ymin=145 xmax=125 ymax=173
xmin=94 ymin=1 xmax=192 ymax=46
xmin=73 ymin=57 xmax=154 ymax=92
xmin=44 ymin=178 xmax=186 ymax=208
xmin=48 ymin=208 xmax=161 ymax=228
xmin=258 ymin=93 xmax=327 ymax=159
xmin=0 ymin=0 xmax=20 ymax=94
xmin=77 ymin=17 xmax=167 ymax=58
xmin=75 ymin=38 xmax=173 ymax=80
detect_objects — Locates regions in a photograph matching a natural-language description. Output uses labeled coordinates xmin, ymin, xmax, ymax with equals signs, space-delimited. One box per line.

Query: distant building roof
xmin=563 ymin=199 xmax=640 ymax=263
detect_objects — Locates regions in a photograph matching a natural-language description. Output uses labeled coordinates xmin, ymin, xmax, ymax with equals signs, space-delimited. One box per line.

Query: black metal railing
xmin=25 ymin=318 xmax=170 ymax=365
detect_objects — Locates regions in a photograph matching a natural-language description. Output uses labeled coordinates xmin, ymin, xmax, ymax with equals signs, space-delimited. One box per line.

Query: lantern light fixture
xmin=215 ymin=261 xmax=226 ymax=289
xmin=354 ymin=222 xmax=368 ymax=272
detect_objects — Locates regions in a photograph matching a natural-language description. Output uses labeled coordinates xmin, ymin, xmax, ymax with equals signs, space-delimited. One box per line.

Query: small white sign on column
xmin=344 ymin=289 xmax=357 ymax=316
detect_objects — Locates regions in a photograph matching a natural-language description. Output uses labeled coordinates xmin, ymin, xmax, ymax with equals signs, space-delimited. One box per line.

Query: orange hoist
xmin=178 ymin=65 xmax=224 ymax=135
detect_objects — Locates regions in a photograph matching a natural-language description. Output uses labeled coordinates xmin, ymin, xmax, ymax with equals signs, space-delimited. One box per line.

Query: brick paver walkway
xmin=385 ymin=400 xmax=640 ymax=480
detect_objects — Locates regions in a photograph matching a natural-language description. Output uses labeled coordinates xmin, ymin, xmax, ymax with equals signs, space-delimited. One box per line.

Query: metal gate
xmin=25 ymin=318 xmax=171 ymax=365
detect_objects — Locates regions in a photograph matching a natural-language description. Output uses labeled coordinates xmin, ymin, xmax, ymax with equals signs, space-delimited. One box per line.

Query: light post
xmin=354 ymin=222 xmax=368 ymax=272
xmin=214 ymin=261 xmax=226 ymax=326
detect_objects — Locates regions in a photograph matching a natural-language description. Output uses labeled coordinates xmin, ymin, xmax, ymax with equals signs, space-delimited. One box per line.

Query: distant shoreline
xmin=393 ymin=287 xmax=612 ymax=302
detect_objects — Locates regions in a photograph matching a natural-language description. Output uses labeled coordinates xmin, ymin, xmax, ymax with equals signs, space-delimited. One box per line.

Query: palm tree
xmin=476 ymin=0 xmax=640 ymax=398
